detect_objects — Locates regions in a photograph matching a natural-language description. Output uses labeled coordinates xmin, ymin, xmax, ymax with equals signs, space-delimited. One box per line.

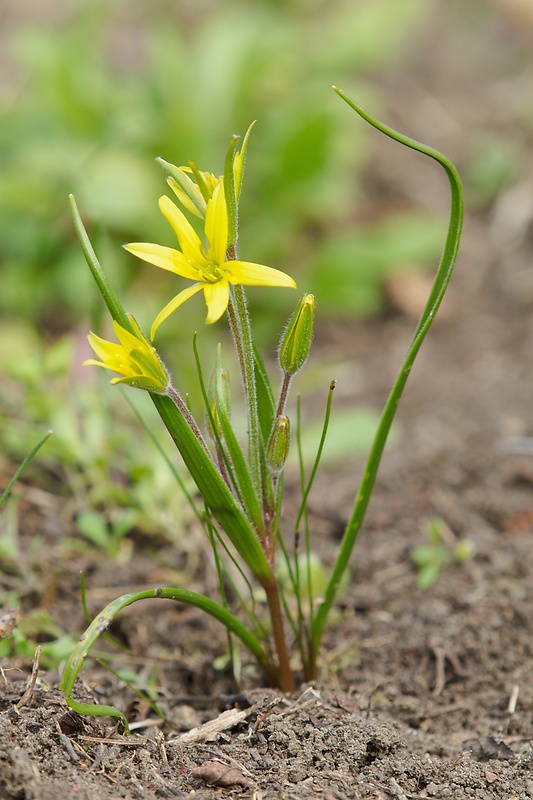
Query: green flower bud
xmin=278 ymin=294 xmax=315 ymax=375
xmin=267 ymin=415 xmax=290 ymax=475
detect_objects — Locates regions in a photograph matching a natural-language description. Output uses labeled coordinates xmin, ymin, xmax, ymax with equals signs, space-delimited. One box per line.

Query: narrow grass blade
xmin=0 ymin=430 xmax=52 ymax=510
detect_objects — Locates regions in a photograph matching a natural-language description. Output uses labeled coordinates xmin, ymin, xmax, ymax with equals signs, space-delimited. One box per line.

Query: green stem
xmin=263 ymin=579 xmax=296 ymax=692
xmin=308 ymin=89 xmax=464 ymax=675
xmin=276 ymin=372 xmax=292 ymax=418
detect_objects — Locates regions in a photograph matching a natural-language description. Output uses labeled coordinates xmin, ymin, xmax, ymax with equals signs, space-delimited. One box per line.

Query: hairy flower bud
xmin=278 ymin=294 xmax=315 ymax=375
xmin=267 ymin=415 xmax=290 ymax=475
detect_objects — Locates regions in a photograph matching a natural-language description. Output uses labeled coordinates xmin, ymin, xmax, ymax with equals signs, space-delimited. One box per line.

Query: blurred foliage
xmin=0 ymin=607 xmax=78 ymax=670
xmin=0 ymin=0 xmax=435 ymax=335
xmin=464 ymin=133 xmax=522 ymax=209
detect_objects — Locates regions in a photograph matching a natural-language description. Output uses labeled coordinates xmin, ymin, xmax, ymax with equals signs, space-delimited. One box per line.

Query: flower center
xmin=201 ymin=263 xmax=227 ymax=284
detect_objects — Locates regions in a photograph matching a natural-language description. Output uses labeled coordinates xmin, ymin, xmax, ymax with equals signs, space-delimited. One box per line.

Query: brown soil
xmin=2 ymin=6 xmax=533 ymax=799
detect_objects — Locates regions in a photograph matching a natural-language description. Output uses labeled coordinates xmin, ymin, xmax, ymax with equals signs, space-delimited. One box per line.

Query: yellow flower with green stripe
xmin=84 ymin=316 xmax=169 ymax=393
xmin=124 ymin=181 xmax=296 ymax=338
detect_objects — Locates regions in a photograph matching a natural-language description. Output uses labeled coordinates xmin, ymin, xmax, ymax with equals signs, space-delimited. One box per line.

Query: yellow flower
xmin=124 ymin=181 xmax=296 ymax=338
xmin=84 ymin=316 xmax=169 ymax=393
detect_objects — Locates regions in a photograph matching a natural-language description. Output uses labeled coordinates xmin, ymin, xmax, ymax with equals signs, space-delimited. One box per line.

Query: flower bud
xmin=278 ymin=294 xmax=315 ymax=375
xmin=267 ymin=415 xmax=290 ymax=475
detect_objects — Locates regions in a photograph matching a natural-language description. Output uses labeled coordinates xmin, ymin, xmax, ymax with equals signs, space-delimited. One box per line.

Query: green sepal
xmin=128 ymin=347 xmax=169 ymax=384
xmin=188 ymin=162 xmax=213 ymax=203
xmin=267 ymin=415 xmax=291 ymax=475
xmin=156 ymin=158 xmax=206 ymax=218
xmin=223 ymin=135 xmax=240 ymax=249
xmin=60 ymin=588 xmax=277 ymax=730
xmin=110 ymin=375 xmax=167 ymax=392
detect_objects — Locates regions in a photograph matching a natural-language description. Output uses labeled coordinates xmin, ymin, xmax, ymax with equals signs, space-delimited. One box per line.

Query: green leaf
xmin=60 ymin=587 xmax=276 ymax=730
xmin=310 ymin=89 xmax=464 ymax=669
xmin=213 ymin=353 xmax=264 ymax=533
xmin=151 ymin=393 xmax=271 ymax=581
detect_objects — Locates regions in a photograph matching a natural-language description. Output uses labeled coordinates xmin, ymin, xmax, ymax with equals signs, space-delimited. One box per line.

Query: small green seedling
xmin=411 ymin=517 xmax=475 ymax=589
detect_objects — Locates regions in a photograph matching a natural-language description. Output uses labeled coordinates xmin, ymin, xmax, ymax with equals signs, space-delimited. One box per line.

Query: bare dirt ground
xmin=2 ymin=4 xmax=533 ymax=799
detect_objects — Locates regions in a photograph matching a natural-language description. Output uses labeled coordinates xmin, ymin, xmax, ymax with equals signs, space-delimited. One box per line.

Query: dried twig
xmin=16 ymin=646 xmax=41 ymax=710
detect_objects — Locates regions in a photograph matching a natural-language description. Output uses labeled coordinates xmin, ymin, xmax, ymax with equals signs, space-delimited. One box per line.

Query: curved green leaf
xmin=60 ymin=587 xmax=277 ymax=731
xmin=310 ymin=89 xmax=464 ymax=669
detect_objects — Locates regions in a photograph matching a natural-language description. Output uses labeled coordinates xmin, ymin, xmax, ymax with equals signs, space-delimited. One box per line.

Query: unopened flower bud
xmin=278 ymin=294 xmax=315 ymax=375
xmin=267 ymin=415 xmax=290 ymax=475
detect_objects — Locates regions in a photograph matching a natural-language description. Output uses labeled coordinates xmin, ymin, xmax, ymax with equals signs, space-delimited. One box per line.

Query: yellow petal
xmin=124 ymin=242 xmax=199 ymax=280
xmin=205 ymin=182 xmax=228 ymax=265
xmin=159 ymin=195 xmax=206 ymax=266
xmin=113 ymin=320 xmax=145 ymax=354
xmin=150 ymin=283 xmax=204 ymax=340
xmin=227 ymin=261 xmax=297 ymax=288
xmin=204 ymin=280 xmax=230 ymax=324
xmin=86 ymin=332 xmax=123 ymax=364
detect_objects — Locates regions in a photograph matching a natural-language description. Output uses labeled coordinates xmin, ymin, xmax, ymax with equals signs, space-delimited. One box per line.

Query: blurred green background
xmin=1 ymin=0 xmax=531 ymax=548
xmin=2 ymin=0 xmax=529 ymax=336
xmin=0 ymin=0 xmax=455 ymax=332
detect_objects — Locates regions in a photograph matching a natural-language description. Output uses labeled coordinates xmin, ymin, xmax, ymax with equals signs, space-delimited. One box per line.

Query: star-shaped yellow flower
xmin=124 ymin=181 xmax=296 ymax=339
xmin=84 ymin=316 xmax=169 ymax=393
